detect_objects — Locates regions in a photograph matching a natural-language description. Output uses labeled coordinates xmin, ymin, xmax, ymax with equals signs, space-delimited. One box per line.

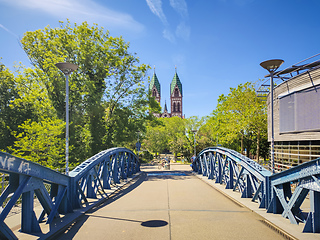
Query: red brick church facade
xmin=149 ymin=70 xmax=183 ymax=118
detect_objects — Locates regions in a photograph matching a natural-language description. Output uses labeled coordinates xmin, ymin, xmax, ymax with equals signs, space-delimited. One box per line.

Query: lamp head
xmin=260 ymin=59 xmax=284 ymax=73
xmin=55 ymin=62 xmax=78 ymax=75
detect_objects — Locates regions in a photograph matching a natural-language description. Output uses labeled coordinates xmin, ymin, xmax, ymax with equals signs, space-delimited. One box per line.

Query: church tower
xmin=149 ymin=71 xmax=161 ymax=104
xmin=170 ymin=70 xmax=183 ymax=118
xmin=149 ymin=67 xmax=183 ymax=119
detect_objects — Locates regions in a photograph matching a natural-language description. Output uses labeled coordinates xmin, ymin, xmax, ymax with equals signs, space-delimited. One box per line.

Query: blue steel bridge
xmin=0 ymin=146 xmax=319 ymax=239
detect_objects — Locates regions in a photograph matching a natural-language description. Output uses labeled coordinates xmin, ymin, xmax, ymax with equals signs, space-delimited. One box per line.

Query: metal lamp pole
xmin=260 ymin=59 xmax=284 ymax=173
xmin=55 ymin=62 xmax=78 ymax=175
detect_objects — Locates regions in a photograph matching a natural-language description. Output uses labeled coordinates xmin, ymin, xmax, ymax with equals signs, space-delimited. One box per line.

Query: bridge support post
xmin=21 ymin=190 xmax=41 ymax=233
xmin=304 ymin=190 xmax=320 ymax=233
xmin=267 ymin=186 xmax=284 ymax=214
xmin=208 ymin=154 xmax=214 ymax=180
xmin=261 ymin=176 xmax=270 ymax=209
xmin=241 ymin=174 xmax=253 ymax=198
xmin=215 ymin=154 xmax=222 ymax=184
xmin=127 ymin=155 xmax=132 ymax=177
xmin=113 ymin=154 xmax=120 ymax=184
xmin=103 ymin=157 xmax=111 ymax=189
xmin=226 ymin=159 xmax=234 ymax=189
xmin=87 ymin=174 xmax=97 ymax=198
xmin=121 ymin=154 xmax=127 ymax=180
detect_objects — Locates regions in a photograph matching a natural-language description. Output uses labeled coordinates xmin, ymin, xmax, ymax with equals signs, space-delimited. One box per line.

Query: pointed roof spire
xmin=170 ymin=68 xmax=182 ymax=96
xmin=149 ymin=69 xmax=161 ymax=94
xmin=164 ymin=100 xmax=168 ymax=112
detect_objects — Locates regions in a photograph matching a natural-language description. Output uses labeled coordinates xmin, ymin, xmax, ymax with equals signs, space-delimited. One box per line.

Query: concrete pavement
xmin=56 ymin=164 xmax=294 ymax=240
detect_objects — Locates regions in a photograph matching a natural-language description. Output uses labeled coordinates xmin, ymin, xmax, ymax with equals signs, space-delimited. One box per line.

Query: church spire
xmin=164 ymin=100 xmax=168 ymax=112
xmin=170 ymin=70 xmax=182 ymax=96
xmin=150 ymin=71 xmax=160 ymax=94
xmin=170 ymin=68 xmax=183 ymax=118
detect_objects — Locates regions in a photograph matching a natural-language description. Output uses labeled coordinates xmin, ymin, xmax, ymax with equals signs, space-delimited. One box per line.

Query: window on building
xmin=152 ymin=89 xmax=157 ymax=97
xmin=177 ymin=102 xmax=180 ymax=112
xmin=173 ymin=102 xmax=176 ymax=112
xmin=279 ymin=84 xmax=320 ymax=133
xmin=174 ymin=88 xmax=179 ymax=97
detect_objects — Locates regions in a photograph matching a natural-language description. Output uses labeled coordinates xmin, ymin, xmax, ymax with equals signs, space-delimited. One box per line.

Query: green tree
xmin=163 ymin=117 xmax=186 ymax=160
xmin=10 ymin=118 xmax=65 ymax=168
xmin=143 ymin=120 xmax=168 ymax=158
xmin=184 ymin=116 xmax=205 ymax=159
xmin=203 ymin=82 xmax=267 ymax=159
xmin=20 ymin=20 xmax=149 ymax=163
xmin=6 ymin=67 xmax=65 ymax=168
xmin=0 ymin=63 xmax=20 ymax=152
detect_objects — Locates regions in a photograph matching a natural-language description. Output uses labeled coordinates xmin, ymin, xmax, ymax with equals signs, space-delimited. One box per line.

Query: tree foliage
xmin=0 ymin=20 xmax=268 ymax=167
xmin=143 ymin=116 xmax=204 ymax=160
xmin=0 ymin=21 xmax=155 ymax=168
xmin=19 ymin=20 xmax=151 ymax=164
xmin=200 ymin=82 xmax=268 ymax=160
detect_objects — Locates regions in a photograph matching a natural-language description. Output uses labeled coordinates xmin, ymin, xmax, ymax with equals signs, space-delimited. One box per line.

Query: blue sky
xmin=1 ymin=0 xmax=320 ymax=118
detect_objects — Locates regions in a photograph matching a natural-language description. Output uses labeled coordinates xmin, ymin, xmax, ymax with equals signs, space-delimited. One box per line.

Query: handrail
xmin=0 ymin=147 xmax=140 ymax=239
xmin=193 ymin=147 xmax=271 ymax=209
xmin=268 ymin=158 xmax=320 ymax=233
xmin=193 ymin=146 xmax=320 ymax=233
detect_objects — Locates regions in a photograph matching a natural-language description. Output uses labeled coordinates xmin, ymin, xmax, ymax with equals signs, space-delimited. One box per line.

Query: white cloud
xmin=175 ymin=21 xmax=190 ymax=41
xmin=0 ymin=0 xmax=144 ymax=33
xmin=163 ymin=28 xmax=175 ymax=43
xmin=169 ymin=0 xmax=188 ymax=18
xmin=146 ymin=0 xmax=190 ymax=42
xmin=146 ymin=0 xmax=168 ymax=25
xmin=0 ymin=23 xmax=18 ymax=38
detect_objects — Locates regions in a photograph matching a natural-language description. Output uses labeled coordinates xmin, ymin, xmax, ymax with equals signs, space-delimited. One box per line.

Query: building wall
xmin=268 ymin=67 xmax=320 ymax=142
xmin=151 ymin=85 xmax=161 ymax=103
xmin=171 ymin=85 xmax=183 ymax=118
xmin=267 ymin=67 xmax=320 ymax=171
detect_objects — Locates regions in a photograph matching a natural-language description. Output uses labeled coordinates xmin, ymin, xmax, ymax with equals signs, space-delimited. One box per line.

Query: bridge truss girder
xmin=193 ymin=147 xmax=320 ymax=234
xmin=0 ymin=147 xmax=140 ymax=239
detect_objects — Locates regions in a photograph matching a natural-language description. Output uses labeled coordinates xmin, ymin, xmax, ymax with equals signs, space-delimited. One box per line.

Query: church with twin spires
xmin=149 ymin=69 xmax=183 ymax=118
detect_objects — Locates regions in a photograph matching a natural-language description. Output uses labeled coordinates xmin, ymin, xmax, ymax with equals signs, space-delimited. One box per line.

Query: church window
xmin=177 ymin=102 xmax=180 ymax=112
xmin=174 ymin=88 xmax=179 ymax=97
xmin=173 ymin=102 xmax=176 ymax=112
xmin=152 ymin=89 xmax=156 ymax=97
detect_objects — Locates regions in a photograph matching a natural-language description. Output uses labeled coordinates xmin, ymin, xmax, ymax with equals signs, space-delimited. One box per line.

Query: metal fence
xmin=193 ymin=146 xmax=320 ymax=233
xmin=0 ymin=147 xmax=140 ymax=239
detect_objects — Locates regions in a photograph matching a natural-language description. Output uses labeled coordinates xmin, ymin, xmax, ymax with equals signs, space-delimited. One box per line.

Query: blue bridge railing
xmin=0 ymin=147 xmax=139 ymax=239
xmin=193 ymin=146 xmax=320 ymax=233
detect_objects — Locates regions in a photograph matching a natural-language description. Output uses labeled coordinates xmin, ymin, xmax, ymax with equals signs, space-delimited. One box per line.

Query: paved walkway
xmin=56 ymin=164 xmax=295 ymax=240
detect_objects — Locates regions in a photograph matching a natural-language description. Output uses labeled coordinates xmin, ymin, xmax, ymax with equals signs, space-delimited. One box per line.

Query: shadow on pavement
xmin=55 ymin=170 xmax=191 ymax=239
xmin=55 ymin=172 xmax=148 ymax=239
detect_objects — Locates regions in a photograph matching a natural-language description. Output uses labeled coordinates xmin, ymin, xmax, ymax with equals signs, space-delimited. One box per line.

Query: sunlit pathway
xmin=57 ymin=164 xmax=284 ymax=240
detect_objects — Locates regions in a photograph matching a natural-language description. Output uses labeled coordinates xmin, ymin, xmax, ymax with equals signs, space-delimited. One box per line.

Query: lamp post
xmin=260 ymin=59 xmax=284 ymax=173
xmin=192 ymin=130 xmax=197 ymax=157
xmin=55 ymin=62 xmax=78 ymax=175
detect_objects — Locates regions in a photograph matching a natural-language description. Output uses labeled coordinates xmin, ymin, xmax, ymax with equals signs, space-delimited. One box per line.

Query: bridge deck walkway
xmin=55 ymin=164 xmax=296 ymax=240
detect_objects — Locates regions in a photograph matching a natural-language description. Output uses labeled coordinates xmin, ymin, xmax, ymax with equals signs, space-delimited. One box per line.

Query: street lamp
xmin=260 ymin=59 xmax=284 ymax=173
xmin=55 ymin=62 xmax=78 ymax=175
xmin=192 ymin=130 xmax=197 ymax=157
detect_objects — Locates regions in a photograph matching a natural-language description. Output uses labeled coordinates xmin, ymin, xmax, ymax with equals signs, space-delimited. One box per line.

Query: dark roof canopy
xmin=265 ymin=60 xmax=320 ymax=78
